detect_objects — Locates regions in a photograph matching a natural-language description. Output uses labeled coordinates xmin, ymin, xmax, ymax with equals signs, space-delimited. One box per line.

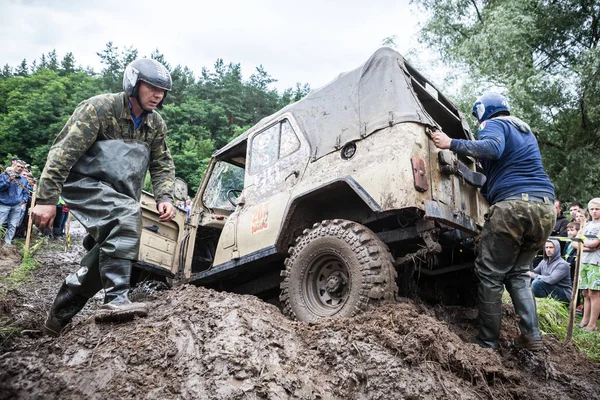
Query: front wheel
xmin=279 ymin=219 xmax=397 ymax=321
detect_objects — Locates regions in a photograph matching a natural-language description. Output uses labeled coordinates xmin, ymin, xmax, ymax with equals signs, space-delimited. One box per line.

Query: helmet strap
xmin=132 ymin=83 xmax=154 ymax=113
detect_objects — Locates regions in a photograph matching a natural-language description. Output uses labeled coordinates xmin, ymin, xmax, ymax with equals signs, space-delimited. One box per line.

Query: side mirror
xmin=174 ymin=178 xmax=188 ymax=201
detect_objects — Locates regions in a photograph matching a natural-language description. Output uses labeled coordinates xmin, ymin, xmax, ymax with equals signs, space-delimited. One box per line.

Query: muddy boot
xmin=44 ymin=283 xmax=89 ymax=337
xmin=475 ymin=301 xmax=502 ymax=351
xmin=473 ymin=274 xmax=503 ymax=350
xmin=514 ymin=332 xmax=544 ymax=351
xmin=506 ymin=274 xmax=543 ymax=351
xmin=95 ymin=256 xmax=148 ymax=324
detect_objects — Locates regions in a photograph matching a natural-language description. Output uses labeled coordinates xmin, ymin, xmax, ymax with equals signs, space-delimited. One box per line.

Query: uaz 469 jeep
xmin=136 ymin=48 xmax=489 ymax=321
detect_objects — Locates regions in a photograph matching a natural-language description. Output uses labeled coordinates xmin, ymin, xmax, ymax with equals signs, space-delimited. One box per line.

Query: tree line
xmin=0 ymin=43 xmax=310 ymax=194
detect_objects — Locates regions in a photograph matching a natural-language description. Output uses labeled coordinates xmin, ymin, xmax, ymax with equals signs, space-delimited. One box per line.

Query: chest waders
xmin=44 ymin=140 xmax=151 ymax=336
xmin=474 ymin=199 xmax=555 ymax=351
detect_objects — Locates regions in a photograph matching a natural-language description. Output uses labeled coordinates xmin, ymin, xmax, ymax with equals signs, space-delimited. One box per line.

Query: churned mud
xmin=0 ymin=226 xmax=599 ymax=399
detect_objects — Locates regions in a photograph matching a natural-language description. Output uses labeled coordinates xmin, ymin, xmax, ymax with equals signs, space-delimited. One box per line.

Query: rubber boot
xmin=472 ymin=269 xmax=503 ymax=350
xmin=44 ymin=283 xmax=89 ymax=337
xmin=475 ymin=300 xmax=502 ymax=351
xmin=94 ymin=256 xmax=148 ymax=323
xmin=506 ymin=275 xmax=543 ymax=351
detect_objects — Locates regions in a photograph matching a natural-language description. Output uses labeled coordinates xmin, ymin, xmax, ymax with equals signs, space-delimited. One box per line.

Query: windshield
xmin=202 ymin=161 xmax=245 ymax=211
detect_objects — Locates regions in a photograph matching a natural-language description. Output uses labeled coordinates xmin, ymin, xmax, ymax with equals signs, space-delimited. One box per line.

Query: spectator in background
xmin=52 ymin=197 xmax=65 ymax=237
xmin=5 ymin=157 xmax=19 ymax=173
xmin=0 ymin=160 xmax=29 ymax=245
xmin=59 ymin=202 xmax=69 ymax=236
xmin=552 ymin=199 xmax=568 ymax=237
xmin=574 ymin=209 xmax=590 ymax=226
xmin=527 ymin=239 xmax=572 ymax=303
xmin=184 ymin=198 xmax=192 ymax=221
xmin=574 ymin=198 xmax=600 ymax=332
xmin=564 ymin=222 xmax=580 ymax=280
xmin=15 ymin=172 xmax=36 ymax=239
xmin=570 ymin=202 xmax=585 ymax=221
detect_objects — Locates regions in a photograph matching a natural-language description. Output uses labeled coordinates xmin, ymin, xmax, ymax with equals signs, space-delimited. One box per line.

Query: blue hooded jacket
xmin=0 ymin=173 xmax=29 ymax=206
xmin=450 ymin=116 xmax=554 ymax=204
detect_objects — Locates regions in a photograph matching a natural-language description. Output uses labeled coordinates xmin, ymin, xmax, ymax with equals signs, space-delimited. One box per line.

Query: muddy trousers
xmin=63 ymin=236 xmax=136 ymax=304
xmin=45 ymin=237 xmax=137 ymax=335
xmin=475 ymin=199 xmax=555 ymax=349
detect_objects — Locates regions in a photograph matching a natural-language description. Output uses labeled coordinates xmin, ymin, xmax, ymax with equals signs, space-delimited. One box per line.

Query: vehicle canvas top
xmin=215 ymin=47 xmax=471 ymax=161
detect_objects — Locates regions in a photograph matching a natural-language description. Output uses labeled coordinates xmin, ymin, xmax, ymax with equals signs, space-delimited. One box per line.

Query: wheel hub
xmin=302 ymin=255 xmax=351 ymax=316
xmin=325 ymin=272 xmax=346 ymax=295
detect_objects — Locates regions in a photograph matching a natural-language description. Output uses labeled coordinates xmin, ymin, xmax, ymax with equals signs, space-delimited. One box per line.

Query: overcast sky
xmin=0 ymin=0 xmax=437 ymax=92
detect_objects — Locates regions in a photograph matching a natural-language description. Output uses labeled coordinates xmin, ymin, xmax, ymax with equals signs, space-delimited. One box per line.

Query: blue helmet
xmin=472 ymin=92 xmax=510 ymax=122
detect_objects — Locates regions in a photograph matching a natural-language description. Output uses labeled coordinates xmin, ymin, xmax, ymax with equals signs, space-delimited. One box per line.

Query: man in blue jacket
xmin=527 ymin=239 xmax=572 ymax=302
xmin=0 ymin=160 xmax=30 ymax=245
xmin=431 ymin=92 xmax=556 ymax=351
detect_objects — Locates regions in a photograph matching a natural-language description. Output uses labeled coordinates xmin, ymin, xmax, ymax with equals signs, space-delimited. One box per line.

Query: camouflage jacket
xmin=37 ymin=92 xmax=175 ymax=206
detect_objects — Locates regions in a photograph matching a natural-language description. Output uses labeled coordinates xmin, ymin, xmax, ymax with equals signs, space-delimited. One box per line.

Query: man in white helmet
xmin=32 ymin=59 xmax=176 ymax=336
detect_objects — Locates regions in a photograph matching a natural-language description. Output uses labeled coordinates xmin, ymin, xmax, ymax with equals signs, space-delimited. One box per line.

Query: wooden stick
xmin=566 ymin=221 xmax=586 ymax=342
xmin=64 ymin=211 xmax=71 ymax=252
xmin=24 ymin=184 xmax=37 ymax=253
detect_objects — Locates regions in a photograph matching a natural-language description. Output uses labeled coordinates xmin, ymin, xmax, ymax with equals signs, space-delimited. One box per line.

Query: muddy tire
xmin=280 ymin=219 xmax=398 ymax=322
xmin=129 ymin=280 xmax=170 ymax=302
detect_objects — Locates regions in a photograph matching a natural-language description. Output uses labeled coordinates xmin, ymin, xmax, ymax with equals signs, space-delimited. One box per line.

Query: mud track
xmin=1 ymin=224 xmax=599 ymax=399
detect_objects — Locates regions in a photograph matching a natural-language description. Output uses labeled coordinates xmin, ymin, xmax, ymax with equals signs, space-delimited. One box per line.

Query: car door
xmin=227 ymin=116 xmax=310 ymax=262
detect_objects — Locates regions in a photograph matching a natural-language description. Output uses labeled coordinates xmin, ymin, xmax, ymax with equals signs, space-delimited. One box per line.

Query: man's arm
xmin=148 ymin=120 xmax=175 ymax=221
xmin=33 ymin=101 xmax=99 ymax=231
xmin=36 ymin=101 xmax=100 ymax=205
xmin=431 ymin=120 xmax=506 ymax=160
xmin=583 ymin=238 xmax=600 ymax=252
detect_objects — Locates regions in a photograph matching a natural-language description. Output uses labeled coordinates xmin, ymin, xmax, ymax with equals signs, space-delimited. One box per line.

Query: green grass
xmin=535 ymin=297 xmax=600 ymax=361
xmin=502 ymin=291 xmax=600 ymax=361
xmin=2 ymin=239 xmax=44 ymax=286
xmin=0 ymin=238 xmax=45 ymax=343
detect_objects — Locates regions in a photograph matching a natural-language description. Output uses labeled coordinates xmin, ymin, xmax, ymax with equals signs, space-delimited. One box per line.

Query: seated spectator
xmin=527 ymin=239 xmax=572 ymax=303
xmin=552 ymin=199 xmax=568 ymax=237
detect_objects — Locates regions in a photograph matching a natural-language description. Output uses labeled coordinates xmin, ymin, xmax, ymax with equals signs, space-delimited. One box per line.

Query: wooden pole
xmin=64 ymin=212 xmax=71 ymax=252
xmin=24 ymin=184 xmax=37 ymax=253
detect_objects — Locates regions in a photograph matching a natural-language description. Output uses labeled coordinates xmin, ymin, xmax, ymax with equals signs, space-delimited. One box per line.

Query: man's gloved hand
xmin=157 ymin=202 xmax=175 ymax=222
xmin=32 ymin=204 xmax=57 ymax=232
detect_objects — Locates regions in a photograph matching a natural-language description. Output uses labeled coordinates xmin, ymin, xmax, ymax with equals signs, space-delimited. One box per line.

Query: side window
xmin=250 ymin=119 xmax=300 ymax=174
xmin=280 ymin=120 xmax=300 ymax=157
xmin=250 ymin=124 xmax=279 ymax=174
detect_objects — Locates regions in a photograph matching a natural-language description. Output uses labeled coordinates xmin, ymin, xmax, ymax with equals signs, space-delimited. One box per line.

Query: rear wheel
xmin=280 ymin=219 xmax=397 ymax=321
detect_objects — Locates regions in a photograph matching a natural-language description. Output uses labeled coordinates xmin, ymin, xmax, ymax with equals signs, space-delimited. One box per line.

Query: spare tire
xmin=280 ymin=219 xmax=397 ymax=321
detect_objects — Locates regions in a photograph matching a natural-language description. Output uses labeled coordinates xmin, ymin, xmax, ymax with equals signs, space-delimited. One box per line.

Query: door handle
xmin=285 ymin=170 xmax=300 ymax=181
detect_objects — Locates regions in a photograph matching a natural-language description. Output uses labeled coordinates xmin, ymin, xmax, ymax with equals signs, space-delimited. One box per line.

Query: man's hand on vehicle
xmin=157 ymin=202 xmax=175 ymax=222
xmin=31 ymin=204 xmax=57 ymax=232
xmin=431 ymin=130 xmax=452 ymax=149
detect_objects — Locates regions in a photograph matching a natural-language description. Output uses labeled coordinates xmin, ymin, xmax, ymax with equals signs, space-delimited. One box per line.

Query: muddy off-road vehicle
xmin=135 ymin=48 xmax=489 ymax=321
